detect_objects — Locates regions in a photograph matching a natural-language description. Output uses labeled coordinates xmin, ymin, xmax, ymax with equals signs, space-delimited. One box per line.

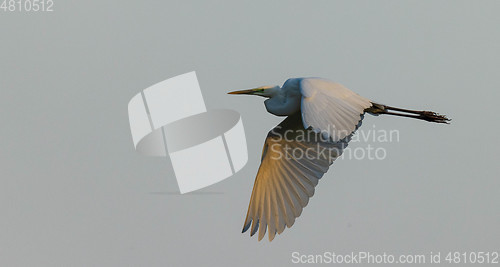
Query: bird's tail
xmin=366 ymin=102 xmax=451 ymax=124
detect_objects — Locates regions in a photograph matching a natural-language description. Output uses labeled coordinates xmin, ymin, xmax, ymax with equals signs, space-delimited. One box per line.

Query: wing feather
xmin=242 ymin=113 xmax=361 ymax=241
xmin=257 ymin=187 xmax=268 ymax=241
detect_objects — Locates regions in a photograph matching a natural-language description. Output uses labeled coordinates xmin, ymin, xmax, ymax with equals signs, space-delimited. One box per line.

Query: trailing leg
xmin=366 ymin=102 xmax=450 ymax=124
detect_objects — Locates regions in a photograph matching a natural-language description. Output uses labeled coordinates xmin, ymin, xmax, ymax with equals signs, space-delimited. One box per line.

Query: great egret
xmin=228 ymin=77 xmax=450 ymax=241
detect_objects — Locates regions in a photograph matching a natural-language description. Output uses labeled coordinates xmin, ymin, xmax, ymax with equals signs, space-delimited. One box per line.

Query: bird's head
xmin=228 ymin=85 xmax=280 ymax=98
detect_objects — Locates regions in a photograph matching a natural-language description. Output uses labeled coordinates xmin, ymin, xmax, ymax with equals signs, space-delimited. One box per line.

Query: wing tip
xmin=250 ymin=219 xmax=259 ymax=236
xmin=242 ymin=221 xmax=251 ymax=233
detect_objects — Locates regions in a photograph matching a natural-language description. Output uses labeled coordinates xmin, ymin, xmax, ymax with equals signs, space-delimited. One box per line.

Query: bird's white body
xmin=263 ymin=77 xmax=372 ymax=141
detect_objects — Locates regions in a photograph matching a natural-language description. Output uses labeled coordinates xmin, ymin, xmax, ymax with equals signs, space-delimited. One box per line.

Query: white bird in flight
xmin=228 ymin=77 xmax=449 ymax=241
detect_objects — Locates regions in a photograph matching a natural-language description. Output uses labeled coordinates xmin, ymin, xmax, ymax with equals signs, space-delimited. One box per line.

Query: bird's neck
xmin=265 ymin=86 xmax=282 ymax=97
xmin=264 ymin=87 xmax=301 ymax=116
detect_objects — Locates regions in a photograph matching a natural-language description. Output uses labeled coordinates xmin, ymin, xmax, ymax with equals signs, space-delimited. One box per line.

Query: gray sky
xmin=1 ymin=0 xmax=499 ymax=266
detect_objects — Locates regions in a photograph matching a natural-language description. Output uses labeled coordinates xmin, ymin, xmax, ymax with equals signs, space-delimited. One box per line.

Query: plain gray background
xmin=1 ymin=0 xmax=499 ymax=266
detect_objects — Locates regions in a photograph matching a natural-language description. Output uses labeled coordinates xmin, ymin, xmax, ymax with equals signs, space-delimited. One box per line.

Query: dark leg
xmin=367 ymin=103 xmax=451 ymax=124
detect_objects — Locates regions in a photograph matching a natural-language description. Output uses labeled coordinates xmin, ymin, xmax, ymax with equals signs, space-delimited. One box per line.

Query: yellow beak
xmin=227 ymin=88 xmax=259 ymax=95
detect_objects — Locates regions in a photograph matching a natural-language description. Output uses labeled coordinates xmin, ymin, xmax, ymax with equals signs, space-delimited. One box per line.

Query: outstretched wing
xmin=300 ymin=78 xmax=372 ymax=141
xmin=242 ymin=113 xmax=358 ymax=241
